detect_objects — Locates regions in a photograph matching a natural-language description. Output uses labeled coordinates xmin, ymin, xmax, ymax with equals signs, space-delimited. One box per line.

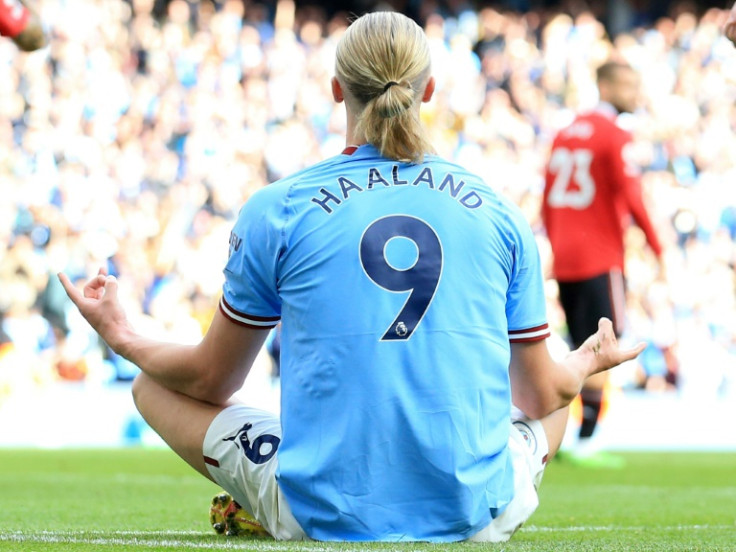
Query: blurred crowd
xmin=1 ymin=0 xmax=735 ymax=406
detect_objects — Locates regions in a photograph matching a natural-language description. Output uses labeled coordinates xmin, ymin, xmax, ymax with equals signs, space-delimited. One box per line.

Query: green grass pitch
xmin=0 ymin=448 xmax=734 ymax=551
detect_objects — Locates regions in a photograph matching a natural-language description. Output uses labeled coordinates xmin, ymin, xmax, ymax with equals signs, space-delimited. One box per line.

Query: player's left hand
xmin=58 ymin=268 xmax=135 ymax=355
xmin=581 ymin=318 xmax=646 ymax=375
xmin=725 ymin=3 xmax=736 ymax=45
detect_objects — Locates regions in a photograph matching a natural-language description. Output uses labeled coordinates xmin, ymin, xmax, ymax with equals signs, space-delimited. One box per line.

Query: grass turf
xmin=0 ymin=449 xmax=734 ymax=551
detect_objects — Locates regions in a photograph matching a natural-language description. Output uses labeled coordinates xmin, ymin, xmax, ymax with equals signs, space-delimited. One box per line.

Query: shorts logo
xmin=223 ymin=422 xmax=280 ymax=465
xmin=513 ymin=421 xmax=538 ymax=455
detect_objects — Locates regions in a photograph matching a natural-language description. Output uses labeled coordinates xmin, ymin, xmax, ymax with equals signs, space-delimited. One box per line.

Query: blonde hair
xmin=335 ymin=12 xmax=434 ymax=164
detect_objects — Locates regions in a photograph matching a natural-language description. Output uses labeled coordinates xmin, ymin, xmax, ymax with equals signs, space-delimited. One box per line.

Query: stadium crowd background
xmin=1 ymin=0 xmax=735 ymax=420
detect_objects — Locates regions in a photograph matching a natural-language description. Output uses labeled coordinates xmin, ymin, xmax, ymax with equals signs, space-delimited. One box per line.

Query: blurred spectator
xmin=725 ymin=0 xmax=736 ymax=44
xmin=0 ymin=0 xmax=47 ymax=51
xmin=0 ymin=0 xmax=734 ymax=403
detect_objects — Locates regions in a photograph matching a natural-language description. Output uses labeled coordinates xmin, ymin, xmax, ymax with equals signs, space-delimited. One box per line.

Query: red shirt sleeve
xmin=0 ymin=0 xmax=30 ymax=38
xmin=610 ymin=130 xmax=663 ymax=258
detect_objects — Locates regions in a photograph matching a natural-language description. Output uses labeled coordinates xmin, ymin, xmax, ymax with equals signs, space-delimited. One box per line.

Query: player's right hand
xmin=58 ymin=268 xmax=135 ymax=356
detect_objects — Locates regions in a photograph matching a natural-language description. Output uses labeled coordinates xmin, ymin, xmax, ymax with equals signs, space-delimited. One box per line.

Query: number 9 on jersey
xmin=359 ymin=215 xmax=443 ymax=341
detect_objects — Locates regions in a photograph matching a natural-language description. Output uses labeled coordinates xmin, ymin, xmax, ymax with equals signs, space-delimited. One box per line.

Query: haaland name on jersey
xmin=310 ymin=165 xmax=484 ymax=215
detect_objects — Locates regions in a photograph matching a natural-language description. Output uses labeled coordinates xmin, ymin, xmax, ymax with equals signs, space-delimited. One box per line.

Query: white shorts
xmin=203 ymin=405 xmax=548 ymax=542
xmin=469 ymin=418 xmax=549 ymax=542
xmin=203 ymin=405 xmax=306 ymax=540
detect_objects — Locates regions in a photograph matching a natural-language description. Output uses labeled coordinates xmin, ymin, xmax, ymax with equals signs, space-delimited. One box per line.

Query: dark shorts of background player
xmin=557 ymin=269 xmax=626 ymax=349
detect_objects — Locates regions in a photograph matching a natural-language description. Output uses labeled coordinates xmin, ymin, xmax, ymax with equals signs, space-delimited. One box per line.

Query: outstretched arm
xmin=510 ymin=318 xmax=645 ymax=419
xmin=58 ymin=270 xmax=268 ymax=405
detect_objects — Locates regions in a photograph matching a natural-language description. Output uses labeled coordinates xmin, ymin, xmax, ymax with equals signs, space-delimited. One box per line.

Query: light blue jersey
xmin=220 ymin=144 xmax=549 ymax=542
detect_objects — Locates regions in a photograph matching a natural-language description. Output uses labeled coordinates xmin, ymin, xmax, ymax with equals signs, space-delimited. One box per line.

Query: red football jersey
xmin=542 ymin=105 xmax=662 ymax=281
xmin=0 ymin=0 xmax=30 ymax=38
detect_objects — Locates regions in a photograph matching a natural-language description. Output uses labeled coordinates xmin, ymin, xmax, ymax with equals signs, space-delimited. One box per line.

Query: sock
xmin=578 ymin=388 xmax=603 ymax=439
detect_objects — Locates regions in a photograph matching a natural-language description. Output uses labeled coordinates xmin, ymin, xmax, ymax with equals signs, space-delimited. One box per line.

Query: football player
xmin=61 ymin=12 xmax=644 ymax=543
xmin=542 ymin=61 xmax=663 ymax=465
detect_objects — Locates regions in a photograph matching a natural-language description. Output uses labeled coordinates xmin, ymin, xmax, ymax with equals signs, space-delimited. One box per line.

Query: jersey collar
xmin=341 ymin=143 xmax=380 ymax=157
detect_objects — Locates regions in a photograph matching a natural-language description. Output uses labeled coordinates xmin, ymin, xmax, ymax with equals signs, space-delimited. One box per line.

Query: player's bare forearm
xmin=58 ymin=271 xmax=267 ymax=405
xmin=118 ymin=312 xmax=268 ymax=405
xmin=511 ymin=341 xmax=582 ymax=418
xmin=511 ymin=318 xmax=645 ymax=419
xmin=120 ymin=338 xmax=252 ymax=405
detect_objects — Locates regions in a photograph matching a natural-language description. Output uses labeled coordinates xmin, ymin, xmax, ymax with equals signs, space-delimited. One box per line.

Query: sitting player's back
xmin=221 ymin=144 xmax=549 ymax=540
